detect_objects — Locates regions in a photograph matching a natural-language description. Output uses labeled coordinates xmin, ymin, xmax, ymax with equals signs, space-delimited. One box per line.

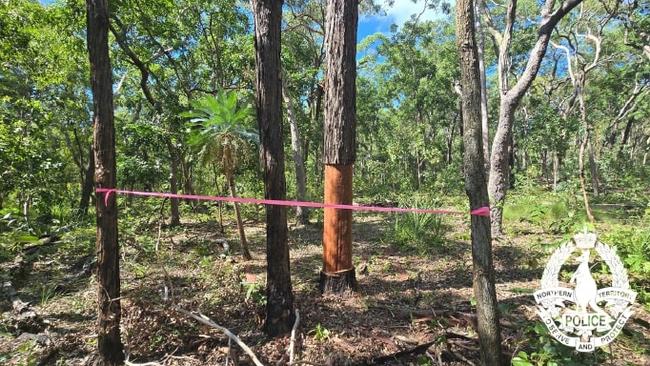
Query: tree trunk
xmin=588 ymin=140 xmax=600 ymax=196
xmin=251 ymin=0 xmax=295 ymax=337
xmin=488 ymin=98 xmax=515 ymax=236
xmin=85 ymin=0 xmax=124 ymax=363
xmin=321 ymin=0 xmax=358 ymax=294
xmin=552 ymin=151 xmax=560 ymax=191
xmin=167 ymin=140 xmax=181 ymax=226
xmin=228 ymin=176 xmax=252 ymax=260
xmin=455 ymin=1 xmax=503 ymax=364
xmin=486 ymin=0 xmax=584 ymax=236
xmin=282 ymin=77 xmax=309 ymax=224
xmin=79 ymin=146 xmax=95 ymax=216
xmin=475 ymin=0 xmax=490 ymax=178
xmin=578 ymin=136 xmax=595 ymax=222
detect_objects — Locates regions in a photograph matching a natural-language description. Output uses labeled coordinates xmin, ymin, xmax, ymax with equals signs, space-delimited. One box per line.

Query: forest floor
xmin=1 ymin=203 xmax=649 ymax=365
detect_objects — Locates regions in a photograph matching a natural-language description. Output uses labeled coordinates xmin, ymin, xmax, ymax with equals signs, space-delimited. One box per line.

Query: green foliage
xmin=601 ymin=226 xmax=650 ymax=307
xmin=385 ymin=195 xmax=445 ymax=254
xmin=514 ymin=322 xmax=607 ymax=366
xmin=310 ymin=323 xmax=330 ymax=342
xmin=183 ymin=92 xmax=258 ymax=177
xmin=241 ymin=280 xmax=266 ymax=306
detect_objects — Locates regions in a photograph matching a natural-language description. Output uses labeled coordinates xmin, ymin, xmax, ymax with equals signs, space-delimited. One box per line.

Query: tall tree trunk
xmin=79 ymin=146 xmax=95 ymax=216
xmin=321 ymin=0 xmax=358 ymax=294
xmin=251 ymin=0 xmax=295 ymax=337
xmin=167 ymin=140 xmax=181 ymax=226
xmin=86 ymin=0 xmax=124 ymax=363
xmin=282 ymin=77 xmax=309 ymax=224
xmin=228 ymin=176 xmax=252 ymax=260
xmin=456 ymin=1 xmax=503 ymax=364
xmin=475 ymin=0 xmax=490 ymax=177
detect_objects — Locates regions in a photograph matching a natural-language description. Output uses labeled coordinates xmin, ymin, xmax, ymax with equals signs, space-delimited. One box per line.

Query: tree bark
xmin=86 ymin=0 xmax=124 ymax=363
xmin=282 ymin=77 xmax=309 ymax=224
xmin=79 ymin=145 xmax=95 ymax=216
xmin=251 ymin=0 xmax=295 ymax=337
xmin=228 ymin=176 xmax=252 ymax=260
xmin=167 ymin=140 xmax=181 ymax=226
xmin=321 ymin=0 xmax=358 ymax=294
xmin=456 ymin=1 xmax=503 ymax=364
xmin=475 ymin=0 xmax=490 ymax=178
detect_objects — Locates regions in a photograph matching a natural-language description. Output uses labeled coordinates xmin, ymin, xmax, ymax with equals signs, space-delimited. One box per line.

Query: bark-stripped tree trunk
xmin=456 ymin=1 xmax=503 ymax=364
xmin=282 ymin=77 xmax=309 ymax=224
xmin=79 ymin=146 xmax=95 ymax=215
xmin=483 ymin=0 xmax=583 ymax=236
xmin=86 ymin=0 xmax=124 ymax=363
xmin=320 ymin=0 xmax=358 ymax=294
xmin=251 ymin=0 xmax=295 ymax=336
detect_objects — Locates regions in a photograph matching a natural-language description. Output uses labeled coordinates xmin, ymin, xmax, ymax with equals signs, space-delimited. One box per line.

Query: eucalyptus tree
xmin=357 ymin=20 xmax=461 ymax=191
xmin=109 ymin=0 xmax=252 ymax=224
xmin=183 ymin=92 xmax=256 ymax=260
xmin=251 ymin=0 xmax=295 ymax=336
xmin=481 ymin=0 xmax=584 ymax=235
xmin=320 ymin=0 xmax=359 ymax=294
xmin=86 ymin=0 xmax=124 ymax=363
xmin=456 ymin=0 xmax=503 ymax=363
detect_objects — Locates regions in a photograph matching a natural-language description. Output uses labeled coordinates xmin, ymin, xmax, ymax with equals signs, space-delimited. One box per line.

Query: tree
xmin=183 ymin=92 xmax=257 ymax=260
xmin=456 ymin=0 xmax=503 ymax=364
xmin=86 ymin=0 xmax=124 ymax=363
xmin=320 ymin=0 xmax=358 ymax=294
xmin=482 ymin=0 xmax=584 ymax=235
xmin=251 ymin=0 xmax=295 ymax=336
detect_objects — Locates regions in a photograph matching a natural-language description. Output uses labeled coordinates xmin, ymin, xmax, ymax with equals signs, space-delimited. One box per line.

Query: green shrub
xmin=385 ymin=195 xmax=445 ymax=254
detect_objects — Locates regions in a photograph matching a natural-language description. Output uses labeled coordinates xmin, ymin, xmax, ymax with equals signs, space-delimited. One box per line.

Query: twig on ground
xmin=449 ymin=348 xmax=476 ymax=366
xmin=173 ymin=306 xmax=264 ymax=366
xmin=124 ymin=356 xmax=163 ymax=366
xmin=289 ymin=309 xmax=300 ymax=364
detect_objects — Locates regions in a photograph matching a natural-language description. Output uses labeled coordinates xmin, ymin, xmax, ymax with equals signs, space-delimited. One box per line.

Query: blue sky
xmin=358 ymin=0 xmax=452 ymax=41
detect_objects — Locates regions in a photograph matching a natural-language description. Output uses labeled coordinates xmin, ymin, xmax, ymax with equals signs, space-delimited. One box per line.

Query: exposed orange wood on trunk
xmin=323 ymin=164 xmax=353 ymax=273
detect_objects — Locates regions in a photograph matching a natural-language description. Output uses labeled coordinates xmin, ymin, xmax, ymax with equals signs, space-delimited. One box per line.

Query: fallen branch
xmin=173 ymin=306 xmax=264 ymax=366
xmin=289 ymin=309 xmax=300 ymax=364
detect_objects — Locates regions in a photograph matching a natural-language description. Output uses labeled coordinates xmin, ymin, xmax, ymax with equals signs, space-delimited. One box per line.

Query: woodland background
xmin=0 ymin=0 xmax=649 ymax=365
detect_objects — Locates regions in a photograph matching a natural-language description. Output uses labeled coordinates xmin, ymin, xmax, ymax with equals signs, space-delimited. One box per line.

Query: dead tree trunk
xmin=577 ymin=90 xmax=595 ymax=222
xmin=320 ymin=0 xmax=358 ymax=294
xmin=251 ymin=0 xmax=295 ymax=336
xmin=86 ymin=0 xmax=124 ymax=363
xmin=282 ymin=76 xmax=309 ymax=224
xmin=456 ymin=0 xmax=504 ymax=364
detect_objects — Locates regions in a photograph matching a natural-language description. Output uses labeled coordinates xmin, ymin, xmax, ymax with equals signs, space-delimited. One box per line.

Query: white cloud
xmin=362 ymin=0 xmax=452 ymax=28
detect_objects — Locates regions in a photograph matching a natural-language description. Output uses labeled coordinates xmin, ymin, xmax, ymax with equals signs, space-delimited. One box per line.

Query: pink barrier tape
xmin=95 ymin=188 xmax=490 ymax=217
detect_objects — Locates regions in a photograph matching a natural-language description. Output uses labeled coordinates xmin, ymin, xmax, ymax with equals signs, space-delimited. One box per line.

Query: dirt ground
xmin=1 ymin=212 xmax=649 ymax=365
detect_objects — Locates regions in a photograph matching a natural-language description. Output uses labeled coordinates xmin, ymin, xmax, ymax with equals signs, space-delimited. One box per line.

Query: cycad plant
xmin=182 ymin=91 xmax=258 ymax=260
